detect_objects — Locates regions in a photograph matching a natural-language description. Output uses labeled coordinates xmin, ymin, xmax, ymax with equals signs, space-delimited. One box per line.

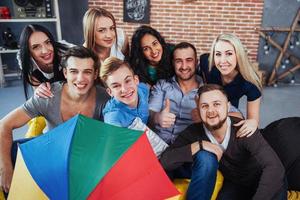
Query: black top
xmin=197 ymin=54 xmax=261 ymax=108
xmin=160 ymin=117 xmax=285 ymax=200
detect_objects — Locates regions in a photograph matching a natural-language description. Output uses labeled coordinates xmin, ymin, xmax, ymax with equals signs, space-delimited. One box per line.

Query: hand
xmin=234 ymin=119 xmax=258 ymax=138
xmin=191 ymin=95 xmax=201 ymax=123
xmin=0 ymin=163 xmax=13 ymax=193
xmin=191 ymin=108 xmax=201 ymax=123
xmin=202 ymin=140 xmax=223 ymax=161
xmin=155 ymin=99 xmax=176 ymax=128
xmin=34 ymin=82 xmax=53 ymax=98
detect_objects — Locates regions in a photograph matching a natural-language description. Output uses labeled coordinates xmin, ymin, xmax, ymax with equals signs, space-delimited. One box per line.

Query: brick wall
xmin=88 ymin=0 xmax=264 ymax=61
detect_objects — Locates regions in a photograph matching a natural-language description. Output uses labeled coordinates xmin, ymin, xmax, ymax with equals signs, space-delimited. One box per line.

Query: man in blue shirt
xmin=100 ymin=57 xmax=168 ymax=156
xmin=149 ymin=42 xmax=203 ymax=144
xmin=100 ymin=57 xmax=149 ymax=127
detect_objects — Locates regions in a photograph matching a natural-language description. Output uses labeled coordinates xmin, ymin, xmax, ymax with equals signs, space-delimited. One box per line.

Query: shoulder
xmin=138 ymin=82 xmax=150 ymax=97
xmin=103 ymin=109 xmax=124 ymax=127
xmin=96 ymin=85 xmax=110 ymax=103
xmin=103 ymin=98 xmax=122 ymax=114
xmin=154 ymin=78 xmax=176 ymax=90
xmin=207 ymin=67 xmax=222 ymax=83
xmin=116 ymin=28 xmax=125 ymax=45
xmin=239 ymin=78 xmax=261 ymax=100
xmin=49 ymin=82 xmax=64 ymax=97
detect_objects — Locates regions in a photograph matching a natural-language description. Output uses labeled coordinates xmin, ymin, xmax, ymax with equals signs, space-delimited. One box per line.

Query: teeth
xmin=122 ymin=91 xmax=133 ymax=98
xmin=75 ymin=84 xmax=86 ymax=89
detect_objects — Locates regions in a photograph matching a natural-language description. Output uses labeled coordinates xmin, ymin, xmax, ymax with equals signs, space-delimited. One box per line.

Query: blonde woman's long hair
xmin=83 ymin=8 xmax=117 ymax=51
xmin=208 ymin=33 xmax=262 ymax=90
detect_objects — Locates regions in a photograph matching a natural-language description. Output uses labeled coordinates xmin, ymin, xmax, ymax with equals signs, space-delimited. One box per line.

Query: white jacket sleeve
xmin=128 ymin=117 xmax=168 ymax=157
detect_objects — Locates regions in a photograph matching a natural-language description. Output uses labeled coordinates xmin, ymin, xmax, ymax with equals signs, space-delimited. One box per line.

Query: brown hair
xmin=197 ymin=84 xmax=228 ymax=100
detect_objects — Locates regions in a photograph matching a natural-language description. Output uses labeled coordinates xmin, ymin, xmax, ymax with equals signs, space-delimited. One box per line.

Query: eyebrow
xmin=200 ymin=100 xmax=222 ymax=105
xmin=109 ymin=75 xmax=132 ymax=85
xmin=31 ymin=38 xmax=50 ymax=46
xmin=97 ymin=25 xmax=115 ymax=29
xmin=142 ymin=39 xmax=158 ymax=47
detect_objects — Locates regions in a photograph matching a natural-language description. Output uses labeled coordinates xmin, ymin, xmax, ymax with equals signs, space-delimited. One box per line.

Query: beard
xmin=177 ymin=70 xmax=195 ymax=81
xmin=202 ymin=115 xmax=227 ymax=132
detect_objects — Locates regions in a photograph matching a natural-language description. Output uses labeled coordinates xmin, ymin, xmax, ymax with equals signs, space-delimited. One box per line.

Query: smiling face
xmin=198 ymin=90 xmax=229 ymax=131
xmin=214 ymin=40 xmax=238 ymax=77
xmin=28 ymin=31 xmax=54 ymax=72
xmin=173 ymin=47 xmax=197 ymax=82
xmin=63 ymin=56 xmax=97 ymax=96
xmin=105 ymin=65 xmax=139 ymax=108
xmin=140 ymin=34 xmax=163 ymax=66
xmin=94 ymin=16 xmax=116 ymax=48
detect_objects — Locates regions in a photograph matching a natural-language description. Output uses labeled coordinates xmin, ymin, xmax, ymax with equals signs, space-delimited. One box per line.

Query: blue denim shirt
xmin=149 ymin=76 xmax=203 ymax=144
xmin=103 ymin=83 xmax=149 ymax=127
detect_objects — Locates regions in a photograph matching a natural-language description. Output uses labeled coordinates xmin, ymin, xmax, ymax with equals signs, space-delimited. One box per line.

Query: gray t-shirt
xmin=22 ymin=82 xmax=109 ymax=130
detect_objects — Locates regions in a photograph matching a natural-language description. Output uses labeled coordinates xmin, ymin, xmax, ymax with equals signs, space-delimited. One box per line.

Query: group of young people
xmin=0 ymin=6 xmax=296 ymax=200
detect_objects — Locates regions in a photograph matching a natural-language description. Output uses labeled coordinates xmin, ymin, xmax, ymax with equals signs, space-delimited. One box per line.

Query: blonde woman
xmin=204 ymin=33 xmax=262 ymax=136
xmin=83 ymin=8 xmax=129 ymax=63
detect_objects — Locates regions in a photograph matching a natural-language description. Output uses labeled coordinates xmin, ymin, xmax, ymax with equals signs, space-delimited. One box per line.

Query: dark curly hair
xmin=129 ymin=25 xmax=174 ymax=85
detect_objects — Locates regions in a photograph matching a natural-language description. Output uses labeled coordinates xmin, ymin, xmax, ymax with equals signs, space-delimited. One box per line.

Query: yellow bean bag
xmin=288 ymin=190 xmax=300 ymax=200
xmin=0 ymin=189 xmax=5 ymax=200
xmin=25 ymin=116 xmax=46 ymax=138
xmin=168 ymin=170 xmax=223 ymax=200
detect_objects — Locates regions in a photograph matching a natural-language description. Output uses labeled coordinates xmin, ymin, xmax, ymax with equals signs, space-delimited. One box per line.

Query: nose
xmin=77 ymin=72 xmax=84 ymax=81
xmin=219 ymin=55 xmax=227 ymax=63
xmin=41 ymin=45 xmax=48 ymax=54
xmin=207 ymin=106 xmax=215 ymax=114
xmin=182 ymin=61 xmax=189 ymax=69
xmin=149 ymin=47 xmax=155 ymax=55
xmin=105 ymin=29 xmax=113 ymax=38
xmin=120 ymin=84 xmax=128 ymax=93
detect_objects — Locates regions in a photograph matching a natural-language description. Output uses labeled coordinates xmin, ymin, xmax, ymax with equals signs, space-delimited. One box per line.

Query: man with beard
xmin=149 ymin=42 xmax=203 ymax=145
xmin=160 ymin=84 xmax=287 ymax=200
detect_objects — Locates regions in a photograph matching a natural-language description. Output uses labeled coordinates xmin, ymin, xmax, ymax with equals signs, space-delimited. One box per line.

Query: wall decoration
xmin=256 ymin=8 xmax=300 ymax=86
xmin=123 ymin=0 xmax=150 ymax=23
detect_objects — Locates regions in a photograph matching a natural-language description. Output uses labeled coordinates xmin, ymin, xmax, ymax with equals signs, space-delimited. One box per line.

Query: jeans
xmin=186 ymin=150 xmax=219 ymax=200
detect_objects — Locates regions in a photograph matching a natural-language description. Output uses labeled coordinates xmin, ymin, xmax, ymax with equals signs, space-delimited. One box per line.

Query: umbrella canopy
xmin=8 ymin=114 xmax=179 ymax=200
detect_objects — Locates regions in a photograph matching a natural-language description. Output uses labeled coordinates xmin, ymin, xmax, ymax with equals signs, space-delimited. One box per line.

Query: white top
xmin=203 ymin=117 xmax=231 ymax=151
xmin=110 ymin=28 xmax=125 ymax=60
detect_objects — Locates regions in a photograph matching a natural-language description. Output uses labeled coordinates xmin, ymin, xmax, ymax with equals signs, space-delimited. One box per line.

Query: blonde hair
xmin=100 ymin=57 xmax=134 ymax=87
xmin=83 ymin=8 xmax=117 ymax=51
xmin=209 ymin=33 xmax=262 ymax=90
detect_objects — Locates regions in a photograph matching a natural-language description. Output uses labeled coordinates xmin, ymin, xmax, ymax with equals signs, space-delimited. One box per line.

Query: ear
xmin=63 ymin=68 xmax=67 ymax=79
xmin=134 ymin=75 xmax=139 ymax=85
xmin=106 ymin=87 xmax=113 ymax=97
xmin=94 ymin=69 xmax=99 ymax=80
xmin=227 ymin=102 xmax=231 ymax=112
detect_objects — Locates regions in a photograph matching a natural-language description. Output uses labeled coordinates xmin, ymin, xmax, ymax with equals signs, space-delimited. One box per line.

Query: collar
xmin=203 ymin=117 xmax=231 ymax=151
xmin=31 ymin=57 xmax=54 ymax=80
xmin=171 ymin=75 xmax=203 ymax=90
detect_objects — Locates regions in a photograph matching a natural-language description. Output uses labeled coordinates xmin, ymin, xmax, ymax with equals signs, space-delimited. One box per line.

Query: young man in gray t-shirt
xmin=0 ymin=46 xmax=109 ymax=193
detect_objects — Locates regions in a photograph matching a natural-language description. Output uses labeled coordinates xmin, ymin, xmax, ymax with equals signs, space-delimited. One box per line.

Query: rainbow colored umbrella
xmin=8 ymin=115 xmax=179 ymax=200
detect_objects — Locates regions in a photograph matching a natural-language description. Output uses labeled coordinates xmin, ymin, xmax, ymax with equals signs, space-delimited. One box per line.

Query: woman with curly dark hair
xmin=129 ymin=25 xmax=174 ymax=86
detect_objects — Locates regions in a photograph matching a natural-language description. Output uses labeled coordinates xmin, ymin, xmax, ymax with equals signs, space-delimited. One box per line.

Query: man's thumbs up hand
xmin=155 ymin=98 xmax=176 ymax=128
